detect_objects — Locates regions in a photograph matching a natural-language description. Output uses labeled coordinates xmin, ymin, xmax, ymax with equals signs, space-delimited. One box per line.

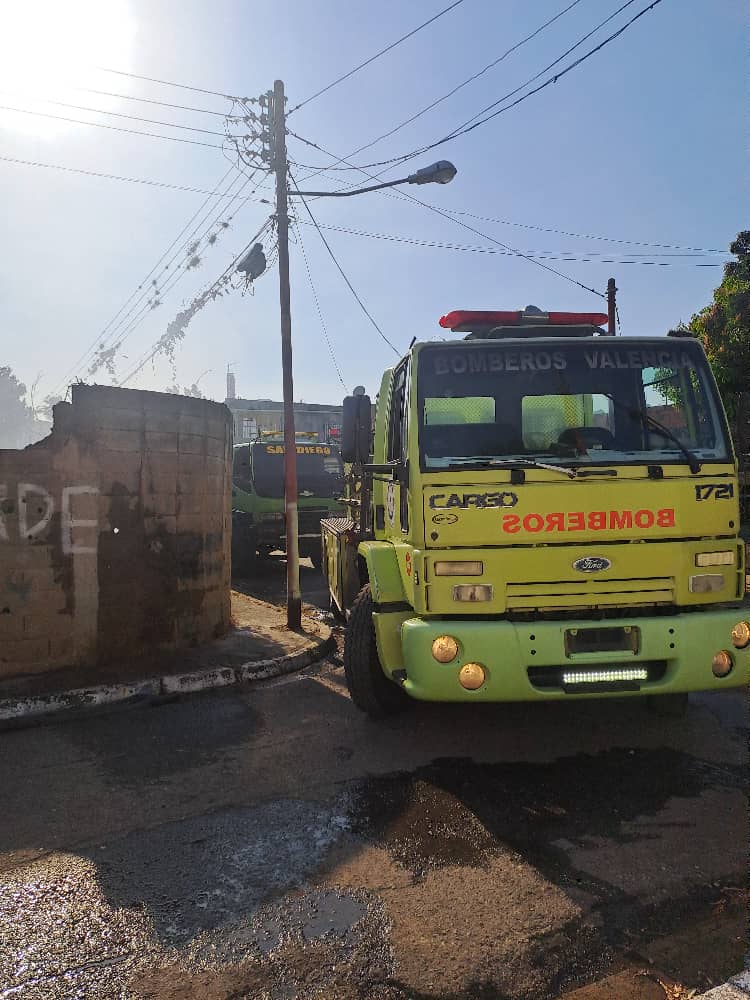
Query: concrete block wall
xmin=0 ymin=385 xmax=232 ymax=679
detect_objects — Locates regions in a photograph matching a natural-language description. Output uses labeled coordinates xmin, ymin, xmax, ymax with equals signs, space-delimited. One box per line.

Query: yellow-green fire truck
xmin=232 ymin=434 xmax=344 ymax=571
xmin=321 ymin=306 xmax=749 ymax=717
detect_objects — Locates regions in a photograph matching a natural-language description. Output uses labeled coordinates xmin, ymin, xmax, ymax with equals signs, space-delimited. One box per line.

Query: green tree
xmin=678 ymin=232 xmax=750 ymax=453
xmin=690 ymin=233 xmax=750 ymax=411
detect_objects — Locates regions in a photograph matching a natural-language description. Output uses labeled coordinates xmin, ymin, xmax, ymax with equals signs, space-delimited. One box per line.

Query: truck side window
xmin=388 ymin=366 xmax=407 ymax=462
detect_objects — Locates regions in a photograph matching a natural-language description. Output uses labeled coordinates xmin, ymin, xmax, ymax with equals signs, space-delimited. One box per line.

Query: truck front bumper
xmin=394 ymin=608 xmax=749 ymax=702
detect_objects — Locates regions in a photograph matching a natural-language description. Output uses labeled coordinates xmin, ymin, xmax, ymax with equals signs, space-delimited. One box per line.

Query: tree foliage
xmin=684 ymin=231 xmax=750 ymax=426
xmin=0 ymin=367 xmax=49 ymax=448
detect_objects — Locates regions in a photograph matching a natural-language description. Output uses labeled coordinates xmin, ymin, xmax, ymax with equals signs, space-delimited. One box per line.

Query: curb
xmin=700 ymin=973 xmax=750 ymax=999
xmin=0 ymin=632 xmax=335 ymax=729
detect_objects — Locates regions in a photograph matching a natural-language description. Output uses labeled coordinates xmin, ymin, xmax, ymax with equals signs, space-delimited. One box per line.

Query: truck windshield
xmin=417 ymin=340 xmax=730 ymax=470
xmin=250 ymin=443 xmax=344 ymax=498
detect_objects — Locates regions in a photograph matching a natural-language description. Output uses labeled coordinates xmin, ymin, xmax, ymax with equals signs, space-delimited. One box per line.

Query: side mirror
xmin=341 ymin=394 xmax=371 ymax=464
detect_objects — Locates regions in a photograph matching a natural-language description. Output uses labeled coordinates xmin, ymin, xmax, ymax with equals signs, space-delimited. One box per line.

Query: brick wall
xmin=0 ymin=385 xmax=232 ymax=679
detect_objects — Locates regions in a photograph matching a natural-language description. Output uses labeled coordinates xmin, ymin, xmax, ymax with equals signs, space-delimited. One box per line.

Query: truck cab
xmin=322 ymin=307 xmax=749 ymax=716
xmin=232 ymin=434 xmax=344 ymax=572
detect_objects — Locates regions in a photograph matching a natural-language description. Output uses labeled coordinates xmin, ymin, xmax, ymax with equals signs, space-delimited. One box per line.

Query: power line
xmin=290 ymin=173 xmax=401 ymax=354
xmin=53 ymin=85 xmax=231 ymax=117
xmin=289 ymin=0 xmax=468 ymax=115
xmin=290 ymin=140 xmax=605 ymax=298
xmin=296 ymin=220 xmax=728 ymax=265
xmin=290 ymin=0 xmax=586 ymax=171
xmin=0 ymin=153 xmax=274 ymax=201
xmin=119 ymin=216 xmax=274 ymax=386
xmin=431 ymin=208 xmax=727 ymax=253
xmin=51 ymin=166 xmax=250 ymax=395
xmin=318 ymin=0 xmax=664 ymax=173
xmin=0 ymin=103 xmax=225 ymax=147
xmin=292 ymin=221 xmax=347 ymax=390
xmin=94 ymin=65 xmax=239 ymax=101
xmin=0 ymin=91 xmax=228 ymax=135
xmin=89 ymin=168 xmax=266 ymax=373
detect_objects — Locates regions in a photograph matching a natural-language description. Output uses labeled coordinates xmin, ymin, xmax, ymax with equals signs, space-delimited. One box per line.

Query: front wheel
xmin=344 ymin=585 xmax=410 ymax=718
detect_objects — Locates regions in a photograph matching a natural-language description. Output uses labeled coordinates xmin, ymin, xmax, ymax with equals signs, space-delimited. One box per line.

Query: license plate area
xmin=564 ymin=626 xmax=640 ymax=657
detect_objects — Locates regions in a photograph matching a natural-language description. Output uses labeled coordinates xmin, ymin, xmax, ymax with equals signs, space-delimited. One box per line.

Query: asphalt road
xmin=0 ymin=559 xmax=746 ymax=999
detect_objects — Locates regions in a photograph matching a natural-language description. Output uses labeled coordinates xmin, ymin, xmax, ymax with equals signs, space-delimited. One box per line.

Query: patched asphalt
xmin=0 ymin=565 xmax=746 ymax=999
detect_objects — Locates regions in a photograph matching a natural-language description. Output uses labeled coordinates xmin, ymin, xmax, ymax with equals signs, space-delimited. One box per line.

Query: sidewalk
xmin=0 ymin=591 xmax=334 ymax=727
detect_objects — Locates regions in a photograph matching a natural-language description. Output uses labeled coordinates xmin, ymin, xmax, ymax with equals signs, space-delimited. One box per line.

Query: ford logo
xmin=573 ymin=556 xmax=612 ymax=573
xmin=432 ymin=513 xmax=459 ymax=525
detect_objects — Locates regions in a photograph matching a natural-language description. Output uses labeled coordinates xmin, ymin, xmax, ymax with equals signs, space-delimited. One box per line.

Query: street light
xmin=268 ymin=81 xmax=458 ymax=629
xmin=289 ymin=160 xmax=458 ymax=198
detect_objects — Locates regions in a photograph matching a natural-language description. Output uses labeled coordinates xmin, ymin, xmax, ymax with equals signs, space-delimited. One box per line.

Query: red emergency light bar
xmin=439 ymin=309 xmax=609 ymax=330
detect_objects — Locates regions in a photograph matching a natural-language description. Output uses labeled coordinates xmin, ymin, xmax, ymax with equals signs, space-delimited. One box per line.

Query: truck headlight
xmin=711 ymin=650 xmax=733 ymax=677
xmin=730 ymin=621 xmax=750 ymax=649
xmin=432 ymin=635 xmax=459 ymax=663
xmin=695 ymin=551 xmax=734 ymax=567
xmin=458 ymin=662 xmax=486 ymax=690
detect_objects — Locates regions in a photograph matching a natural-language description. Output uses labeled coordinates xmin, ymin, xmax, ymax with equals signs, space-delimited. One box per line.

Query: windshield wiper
xmin=603 ymin=394 xmax=702 ymax=474
xmin=639 ymin=411 xmax=702 ymax=474
xmin=445 ymin=457 xmax=576 ymax=479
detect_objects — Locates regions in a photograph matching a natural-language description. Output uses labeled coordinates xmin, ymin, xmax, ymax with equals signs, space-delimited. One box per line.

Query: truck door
xmin=386 ymin=360 xmax=409 ymax=536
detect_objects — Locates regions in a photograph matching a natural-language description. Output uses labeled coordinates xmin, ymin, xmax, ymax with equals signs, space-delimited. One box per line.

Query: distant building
xmin=224 ymin=397 xmax=344 ymax=444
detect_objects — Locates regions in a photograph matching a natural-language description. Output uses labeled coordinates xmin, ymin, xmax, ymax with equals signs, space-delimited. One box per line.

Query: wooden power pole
xmin=271 ymin=79 xmax=301 ymax=629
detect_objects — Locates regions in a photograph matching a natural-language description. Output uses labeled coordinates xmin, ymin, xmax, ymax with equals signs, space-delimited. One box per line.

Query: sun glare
xmin=0 ymin=0 xmax=136 ymax=137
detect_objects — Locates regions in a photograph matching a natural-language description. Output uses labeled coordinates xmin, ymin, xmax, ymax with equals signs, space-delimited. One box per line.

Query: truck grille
xmin=506 ymin=576 xmax=674 ymax=611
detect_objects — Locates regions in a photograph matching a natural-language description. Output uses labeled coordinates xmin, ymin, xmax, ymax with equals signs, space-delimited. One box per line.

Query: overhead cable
xmin=0 ymin=91 xmax=228 ymax=135
xmin=0 ymin=153 xmax=273 ymax=201
xmin=290 ymin=141 xmax=605 ymax=298
xmin=296 ymin=220 xmax=729 ymax=265
xmin=291 ymin=0 xmax=586 ymax=171
xmin=289 ymin=0 xmax=468 ymax=115
xmin=119 ymin=216 xmax=274 ymax=386
xmin=0 ymin=103 xmax=224 ymax=147
xmin=94 ymin=65 xmax=239 ymax=100
xmin=290 ymin=173 xmax=401 ymax=354
xmin=293 ymin=221 xmax=347 ymax=389
xmin=52 ymin=165 xmax=251 ymax=394
xmin=317 ymin=0 xmax=665 ymax=173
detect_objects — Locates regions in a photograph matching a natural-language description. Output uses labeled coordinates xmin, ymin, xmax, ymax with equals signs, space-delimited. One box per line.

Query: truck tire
xmin=344 ymin=585 xmax=410 ymax=718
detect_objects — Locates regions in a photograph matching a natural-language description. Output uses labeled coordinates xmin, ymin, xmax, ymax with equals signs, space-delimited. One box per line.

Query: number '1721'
xmin=695 ymin=483 xmax=734 ymax=501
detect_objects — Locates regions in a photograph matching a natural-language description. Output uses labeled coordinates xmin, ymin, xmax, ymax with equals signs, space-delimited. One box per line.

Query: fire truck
xmin=321 ymin=306 xmax=749 ymax=717
xmin=232 ymin=432 xmax=344 ymax=572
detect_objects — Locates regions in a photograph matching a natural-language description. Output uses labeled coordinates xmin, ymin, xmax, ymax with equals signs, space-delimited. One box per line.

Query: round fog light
xmin=730 ymin=621 xmax=750 ymax=649
xmin=432 ymin=635 xmax=459 ymax=663
xmin=712 ymin=649 xmax=734 ymax=678
xmin=458 ymin=662 xmax=486 ymax=690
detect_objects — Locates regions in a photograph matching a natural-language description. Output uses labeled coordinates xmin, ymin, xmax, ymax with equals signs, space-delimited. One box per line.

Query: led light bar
xmin=562 ymin=668 xmax=648 ymax=685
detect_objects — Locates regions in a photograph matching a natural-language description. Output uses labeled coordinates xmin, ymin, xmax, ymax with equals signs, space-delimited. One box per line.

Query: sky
xmin=0 ymin=0 xmax=745 ymax=412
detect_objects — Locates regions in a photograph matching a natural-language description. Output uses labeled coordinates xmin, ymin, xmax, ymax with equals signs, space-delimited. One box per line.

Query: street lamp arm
xmin=290 ymin=177 xmax=406 ymax=198
xmin=289 ymin=160 xmax=457 ymax=198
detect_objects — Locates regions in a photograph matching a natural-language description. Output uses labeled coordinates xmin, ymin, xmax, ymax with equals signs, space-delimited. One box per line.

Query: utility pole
xmin=607 ymin=277 xmax=617 ymax=336
xmin=270 ymin=79 xmax=301 ymax=629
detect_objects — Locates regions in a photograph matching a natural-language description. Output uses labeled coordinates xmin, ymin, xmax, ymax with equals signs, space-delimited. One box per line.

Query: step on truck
xmin=321 ymin=306 xmax=749 ymax=717
xmin=232 ymin=434 xmax=344 ymax=572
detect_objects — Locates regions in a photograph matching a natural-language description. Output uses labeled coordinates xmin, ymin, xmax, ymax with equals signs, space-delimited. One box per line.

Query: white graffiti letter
xmin=18 ymin=483 xmax=54 ymax=540
xmin=61 ymin=486 xmax=99 ymax=555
